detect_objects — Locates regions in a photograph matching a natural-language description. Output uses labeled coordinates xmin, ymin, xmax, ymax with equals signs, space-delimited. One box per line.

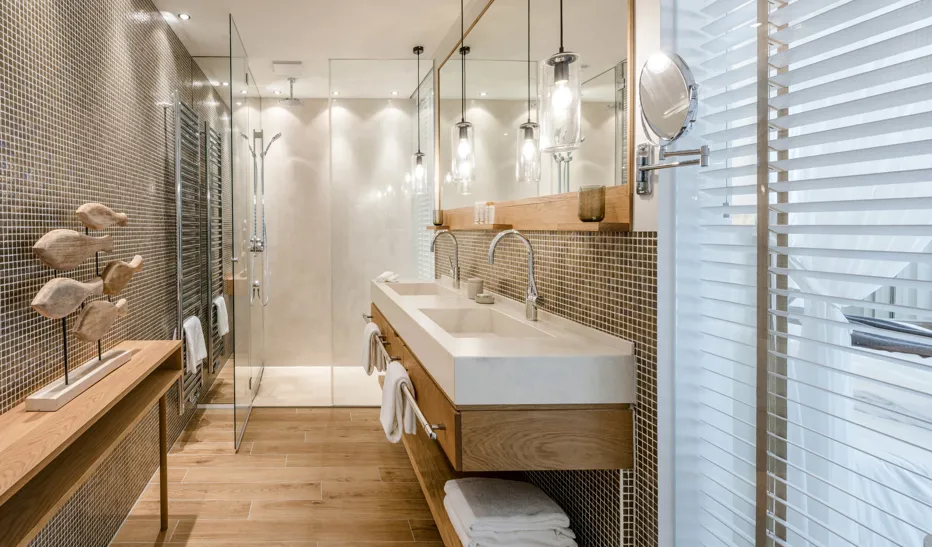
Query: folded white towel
xmin=182 ymin=316 xmax=208 ymax=374
xmin=444 ymin=479 xmax=572 ymax=534
xmin=212 ymin=296 xmax=229 ymax=337
xmin=363 ymin=322 xmax=382 ymax=376
xmin=380 ymin=360 xmax=416 ymax=443
xmin=444 ymin=496 xmax=577 ymax=547
xmin=375 ymin=271 xmax=400 ymax=283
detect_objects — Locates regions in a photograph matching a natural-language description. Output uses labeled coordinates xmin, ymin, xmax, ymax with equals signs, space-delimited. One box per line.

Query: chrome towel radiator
xmin=174 ymin=93 xmax=204 ymax=413
xmin=206 ymin=125 xmax=224 ymax=375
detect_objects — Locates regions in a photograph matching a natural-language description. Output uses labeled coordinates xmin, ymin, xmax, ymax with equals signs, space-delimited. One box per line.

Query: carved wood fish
xmin=102 ymin=255 xmax=143 ymax=295
xmin=31 ymin=278 xmax=104 ymax=319
xmin=73 ymin=299 xmax=128 ymax=343
xmin=76 ymin=203 xmax=129 ymax=230
xmin=33 ymin=229 xmax=113 ymax=270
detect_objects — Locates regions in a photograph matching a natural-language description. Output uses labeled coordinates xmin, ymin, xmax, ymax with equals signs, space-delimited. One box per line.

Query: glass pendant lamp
xmin=411 ymin=45 xmax=429 ymax=195
xmin=540 ymin=0 xmax=581 ymax=153
xmin=451 ymin=0 xmax=475 ymax=192
xmin=516 ymin=0 xmax=541 ymax=184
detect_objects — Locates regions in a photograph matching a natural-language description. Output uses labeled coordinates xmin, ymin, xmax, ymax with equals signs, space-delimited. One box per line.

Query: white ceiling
xmin=153 ymin=0 xmax=462 ymax=98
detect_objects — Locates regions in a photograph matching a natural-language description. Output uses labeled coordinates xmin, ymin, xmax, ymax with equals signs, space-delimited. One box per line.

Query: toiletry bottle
xmin=487 ymin=202 xmax=496 ymax=224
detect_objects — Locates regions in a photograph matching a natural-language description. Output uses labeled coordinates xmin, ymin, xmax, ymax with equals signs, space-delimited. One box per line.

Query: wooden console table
xmin=0 ymin=340 xmax=182 ymax=547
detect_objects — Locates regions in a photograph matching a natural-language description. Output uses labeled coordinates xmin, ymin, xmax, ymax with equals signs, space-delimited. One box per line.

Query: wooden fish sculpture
xmin=102 ymin=255 xmax=143 ymax=295
xmin=33 ymin=229 xmax=113 ymax=270
xmin=31 ymin=278 xmax=104 ymax=319
xmin=76 ymin=203 xmax=129 ymax=230
xmin=73 ymin=299 xmax=128 ymax=343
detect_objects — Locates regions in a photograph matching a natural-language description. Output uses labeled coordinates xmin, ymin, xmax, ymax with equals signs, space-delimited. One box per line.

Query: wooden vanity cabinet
xmin=372 ymin=303 xmax=633 ymax=472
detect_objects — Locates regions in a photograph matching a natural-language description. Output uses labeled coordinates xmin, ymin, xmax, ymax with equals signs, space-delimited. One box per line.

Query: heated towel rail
xmin=174 ymin=93 xmax=203 ymax=413
xmin=206 ymin=125 xmax=224 ymax=376
xmin=362 ymin=313 xmax=443 ymax=440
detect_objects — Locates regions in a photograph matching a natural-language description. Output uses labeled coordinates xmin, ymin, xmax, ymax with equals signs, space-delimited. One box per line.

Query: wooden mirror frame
xmin=431 ymin=0 xmax=636 ymax=231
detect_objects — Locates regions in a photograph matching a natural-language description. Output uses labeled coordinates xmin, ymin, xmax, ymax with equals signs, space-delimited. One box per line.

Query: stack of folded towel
xmin=444 ymin=478 xmax=578 ymax=547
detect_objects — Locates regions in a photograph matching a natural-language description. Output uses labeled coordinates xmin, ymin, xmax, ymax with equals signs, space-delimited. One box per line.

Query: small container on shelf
xmin=578 ymin=185 xmax=606 ymax=222
xmin=486 ymin=202 xmax=496 ymax=224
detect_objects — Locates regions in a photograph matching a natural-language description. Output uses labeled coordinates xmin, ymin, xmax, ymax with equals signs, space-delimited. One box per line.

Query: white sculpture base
xmin=26 ymin=349 xmax=132 ymax=412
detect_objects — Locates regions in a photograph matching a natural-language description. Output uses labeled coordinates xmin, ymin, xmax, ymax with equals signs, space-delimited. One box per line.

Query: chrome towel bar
xmin=364 ymin=313 xmax=443 ymax=440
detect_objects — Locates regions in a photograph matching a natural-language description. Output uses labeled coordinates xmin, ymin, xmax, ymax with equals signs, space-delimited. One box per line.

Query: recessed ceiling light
xmin=392 ymin=91 xmax=399 ymax=96
xmin=479 ymin=92 xmax=488 ymax=96
xmin=273 ymin=89 xmax=282 ymax=95
xmin=177 ymin=13 xmax=190 ymax=20
xmin=236 ymin=102 xmax=242 ymax=106
xmin=209 ymin=80 xmax=219 ymax=86
xmin=222 ymin=81 xmax=229 ymax=86
xmin=240 ymin=89 xmax=247 ymax=94
xmin=332 ymin=91 xmax=340 ymax=96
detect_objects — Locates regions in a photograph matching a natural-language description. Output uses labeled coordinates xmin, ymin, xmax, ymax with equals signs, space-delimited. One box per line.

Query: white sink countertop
xmin=370 ymin=277 xmax=635 ymax=406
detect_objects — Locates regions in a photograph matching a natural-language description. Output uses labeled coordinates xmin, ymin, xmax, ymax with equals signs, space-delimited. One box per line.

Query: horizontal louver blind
xmin=765 ymin=1 xmax=932 ymax=546
xmin=688 ymin=0 xmax=760 ymax=545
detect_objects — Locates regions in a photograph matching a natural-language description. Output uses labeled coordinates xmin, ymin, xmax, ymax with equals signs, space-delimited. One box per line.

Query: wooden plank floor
xmin=111 ymin=407 xmax=442 ymax=546
xmin=201 ymin=360 xmax=235 ymax=404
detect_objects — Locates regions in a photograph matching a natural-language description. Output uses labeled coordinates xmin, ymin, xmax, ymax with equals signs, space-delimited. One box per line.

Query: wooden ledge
xmin=432 ymin=186 xmax=630 ymax=232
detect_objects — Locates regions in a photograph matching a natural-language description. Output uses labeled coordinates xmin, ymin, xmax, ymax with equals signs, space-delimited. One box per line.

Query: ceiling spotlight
xmin=479 ymin=92 xmax=488 ymax=97
xmin=177 ymin=13 xmax=190 ymax=20
xmin=273 ymin=89 xmax=282 ymax=95
xmin=209 ymin=80 xmax=219 ymax=86
xmin=236 ymin=102 xmax=242 ymax=106
xmin=240 ymin=89 xmax=247 ymax=94
xmin=332 ymin=91 xmax=340 ymax=96
xmin=222 ymin=81 xmax=229 ymax=86
xmin=392 ymin=91 xmax=399 ymax=96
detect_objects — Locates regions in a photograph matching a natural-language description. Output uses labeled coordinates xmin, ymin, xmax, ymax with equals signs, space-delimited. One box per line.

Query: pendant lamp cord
xmin=416 ymin=48 xmax=421 ymax=153
xmin=559 ymin=0 xmax=565 ymax=53
xmin=461 ymin=0 xmax=466 ymax=123
xmin=527 ymin=0 xmax=532 ymax=123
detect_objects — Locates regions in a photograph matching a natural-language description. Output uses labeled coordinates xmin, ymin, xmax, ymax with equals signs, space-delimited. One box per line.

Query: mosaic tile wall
xmin=434 ymin=230 xmax=657 ymax=547
xmin=0 ymin=0 xmax=230 ymax=545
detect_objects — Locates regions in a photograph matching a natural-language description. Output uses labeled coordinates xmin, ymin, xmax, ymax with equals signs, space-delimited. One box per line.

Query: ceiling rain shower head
xmin=278 ymin=78 xmax=303 ymax=107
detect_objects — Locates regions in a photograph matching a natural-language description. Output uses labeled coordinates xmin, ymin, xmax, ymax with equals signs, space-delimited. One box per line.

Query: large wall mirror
xmin=438 ymin=0 xmax=630 ymax=212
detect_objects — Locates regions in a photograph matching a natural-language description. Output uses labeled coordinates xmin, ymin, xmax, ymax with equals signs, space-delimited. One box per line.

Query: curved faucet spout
xmin=430 ymin=229 xmax=460 ymax=289
xmin=488 ymin=229 xmax=539 ymax=320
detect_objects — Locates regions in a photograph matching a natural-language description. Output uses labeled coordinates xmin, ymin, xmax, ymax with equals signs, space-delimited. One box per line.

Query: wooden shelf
xmin=0 ymin=340 xmax=181 ymax=547
xmin=432 ymin=186 xmax=630 ymax=232
xmin=427 ymin=224 xmax=512 ymax=231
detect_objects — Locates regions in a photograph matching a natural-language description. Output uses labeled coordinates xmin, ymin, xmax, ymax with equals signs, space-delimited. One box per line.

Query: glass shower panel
xmin=229 ymin=15 xmax=262 ymax=447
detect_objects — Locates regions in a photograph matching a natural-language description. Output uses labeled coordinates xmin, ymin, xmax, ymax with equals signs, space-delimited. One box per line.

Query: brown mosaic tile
xmin=1 ymin=0 xmax=230 ymax=545
xmin=434 ymin=230 xmax=657 ymax=547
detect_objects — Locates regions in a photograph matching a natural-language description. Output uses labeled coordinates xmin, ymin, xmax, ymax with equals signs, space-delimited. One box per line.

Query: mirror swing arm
xmin=635 ymin=52 xmax=709 ymax=196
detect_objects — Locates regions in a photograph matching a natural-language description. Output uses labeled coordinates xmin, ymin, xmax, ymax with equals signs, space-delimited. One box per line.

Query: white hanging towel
xmin=182 ymin=316 xmax=208 ymax=374
xmin=380 ymin=360 xmax=416 ymax=443
xmin=362 ymin=321 xmax=383 ymax=375
xmin=212 ymin=296 xmax=229 ymax=337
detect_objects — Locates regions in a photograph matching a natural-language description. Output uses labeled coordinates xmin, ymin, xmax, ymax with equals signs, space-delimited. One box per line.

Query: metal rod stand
xmin=61 ymin=318 xmax=69 ymax=385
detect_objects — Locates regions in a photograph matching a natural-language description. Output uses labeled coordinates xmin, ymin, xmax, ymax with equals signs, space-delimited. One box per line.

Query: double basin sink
xmin=371 ymin=278 xmax=635 ymax=406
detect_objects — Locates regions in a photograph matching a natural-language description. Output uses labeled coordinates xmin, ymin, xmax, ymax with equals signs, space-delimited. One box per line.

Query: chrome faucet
xmin=430 ymin=229 xmax=460 ymax=289
xmin=488 ymin=229 xmax=539 ymax=321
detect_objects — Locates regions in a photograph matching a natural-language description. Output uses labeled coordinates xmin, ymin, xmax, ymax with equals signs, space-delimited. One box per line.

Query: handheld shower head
xmin=240 ymin=133 xmax=257 ymax=158
xmin=262 ymin=133 xmax=282 ymax=157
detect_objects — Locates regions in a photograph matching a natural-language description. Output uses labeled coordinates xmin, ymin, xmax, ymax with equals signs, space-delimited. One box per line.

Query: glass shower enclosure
xmin=230 ymin=15 xmax=266 ymax=447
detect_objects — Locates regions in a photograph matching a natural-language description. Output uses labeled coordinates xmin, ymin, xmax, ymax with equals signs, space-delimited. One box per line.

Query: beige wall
xmin=261 ymin=101 xmax=333 ymax=366
xmin=330 ymin=98 xmax=418 ymax=366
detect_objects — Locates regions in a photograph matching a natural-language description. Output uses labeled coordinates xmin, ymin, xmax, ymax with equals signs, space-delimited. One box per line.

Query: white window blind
xmin=673 ymin=0 xmax=932 ymax=546
xmin=674 ymin=0 xmax=760 ymax=545
xmin=765 ymin=0 xmax=932 ymax=545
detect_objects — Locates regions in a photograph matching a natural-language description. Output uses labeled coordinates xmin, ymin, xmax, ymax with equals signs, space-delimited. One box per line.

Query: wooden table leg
xmin=158 ymin=395 xmax=168 ymax=531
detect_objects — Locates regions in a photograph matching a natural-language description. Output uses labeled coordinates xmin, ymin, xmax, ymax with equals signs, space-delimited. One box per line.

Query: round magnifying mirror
xmin=639 ymin=52 xmax=698 ymax=145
